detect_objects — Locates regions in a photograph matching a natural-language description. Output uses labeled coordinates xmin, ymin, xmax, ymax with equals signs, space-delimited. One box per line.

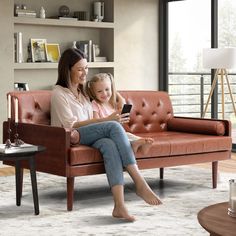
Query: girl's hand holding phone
xmin=119 ymin=113 xmax=130 ymax=124
xmin=107 ymin=111 xmax=130 ymax=124
xmin=119 ymin=104 xmax=132 ymax=123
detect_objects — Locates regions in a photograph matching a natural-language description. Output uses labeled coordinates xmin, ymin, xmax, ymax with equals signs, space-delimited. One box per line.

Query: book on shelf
xmin=78 ymin=40 xmax=92 ymax=62
xmin=17 ymin=13 xmax=37 ymax=18
xmin=94 ymin=56 xmax=107 ymax=62
xmin=15 ymin=9 xmax=37 ymax=17
xmin=49 ymin=16 xmax=77 ymax=21
xmin=58 ymin=17 xmax=77 ymax=20
xmin=0 ymin=143 xmax=38 ymax=154
xmin=15 ymin=9 xmax=36 ymax=14
xmin=14 ymin=32 xmax=24 ymax=63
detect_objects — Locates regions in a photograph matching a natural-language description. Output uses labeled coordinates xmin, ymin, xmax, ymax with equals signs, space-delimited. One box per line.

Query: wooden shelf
xmin=14 ymin=62 xmax=115 ymax=70
xmin=14 ymin=17 xmax=114 ymax=29
xmin=12 ymin=1 xmax=114 ymax=84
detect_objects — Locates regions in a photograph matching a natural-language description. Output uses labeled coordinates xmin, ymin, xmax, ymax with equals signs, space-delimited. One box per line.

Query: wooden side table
xmin=0 ymin=145 xmax=45 ymax=215
xmin=198 ymin=202 xmax=236 ymax=236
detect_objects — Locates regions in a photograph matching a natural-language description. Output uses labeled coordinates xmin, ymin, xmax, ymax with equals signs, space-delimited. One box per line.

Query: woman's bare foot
xmin=112 ymin=205 xmax=136 ymax=222
xmin=131 ymin=138 xmax=154 ymax=154
xmin=70 ymin=129 xmax=80 ymax=145
xmin=136 ymin=183 xmax=162 ymax=205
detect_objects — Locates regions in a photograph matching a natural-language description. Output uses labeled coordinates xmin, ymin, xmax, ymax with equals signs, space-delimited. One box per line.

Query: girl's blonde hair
xmin=86 ymin=73 xmax=117 ymax=109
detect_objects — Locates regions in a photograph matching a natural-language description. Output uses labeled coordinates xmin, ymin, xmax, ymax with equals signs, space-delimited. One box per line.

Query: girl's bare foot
xmin=139 ymin=138 xmax=154 ymax=155
xmin=136 ymin=183 xmax=162 ymax=205
xmin=112 ymin=205 xmax=136 ymax=222
xmin=70 ymin=130 xmax=80 ymax=145
xmin=131 ymin=138 xmax=154 ymax=154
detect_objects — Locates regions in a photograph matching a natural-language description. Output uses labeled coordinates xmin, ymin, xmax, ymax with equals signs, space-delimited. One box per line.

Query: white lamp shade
xmin=202 ymin=48 xmax=236 ymax=69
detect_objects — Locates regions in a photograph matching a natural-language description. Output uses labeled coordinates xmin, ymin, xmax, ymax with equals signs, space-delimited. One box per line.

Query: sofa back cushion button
xmin=34 ymin=102 xmax=41 ymax=110
xmin=166 ymin=112 xmax=172 ymax=119
xmin=160 ymin=123 xmax=166 ymax=129
xmin=27 ymin=113 xmax=33 ymax=120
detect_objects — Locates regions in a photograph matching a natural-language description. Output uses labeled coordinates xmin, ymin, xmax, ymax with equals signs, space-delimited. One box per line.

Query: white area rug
xmin=0 ymin=166 xmax=234 ymax=236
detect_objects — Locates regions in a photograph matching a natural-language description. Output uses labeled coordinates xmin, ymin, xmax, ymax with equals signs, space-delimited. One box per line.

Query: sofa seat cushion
xmin=69 ymin=145 xmax=103 ymax=165
xmin=69 ymin=131 xmax=232 ymax=165
xmin=134 ymin=131 xmax=232 ymax=158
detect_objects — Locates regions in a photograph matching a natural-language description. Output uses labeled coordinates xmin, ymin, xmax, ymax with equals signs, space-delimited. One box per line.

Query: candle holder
xmin=228 ymin=179 xmax=236 ymax=217
xmin=14 ymin=122 xmax=24 ymax=147
xmin=5 ymin=118 xmax=12 ymax=148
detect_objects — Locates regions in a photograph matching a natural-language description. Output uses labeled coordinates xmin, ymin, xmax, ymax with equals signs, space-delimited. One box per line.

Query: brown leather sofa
xmin=3 ymin=90 xmax=232 ymax=211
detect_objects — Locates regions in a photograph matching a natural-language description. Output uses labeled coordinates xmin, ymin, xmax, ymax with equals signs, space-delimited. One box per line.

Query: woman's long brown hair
xmin=56 ymin=48 xmax=86 ymax=96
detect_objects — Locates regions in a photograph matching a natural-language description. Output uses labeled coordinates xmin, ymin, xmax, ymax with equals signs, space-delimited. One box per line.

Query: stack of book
xmin=58 ymin=17 xmax=77 ymax=20
xmin=0 ymin=143 xmax=38 ymax=154
xmin=15 ymin=9 xmax=37 ymax=18
xmin=94 ymin=56 xmax=107 ymax=62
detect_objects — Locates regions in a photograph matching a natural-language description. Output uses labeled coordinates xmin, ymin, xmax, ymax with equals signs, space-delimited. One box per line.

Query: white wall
xmin=0 ymin=0 xmax=14 ymax=167
xmin=114 ymin=0 xmax=158 ymax=90
xmin=0 ymin=0 xmax=14 ymax=144
xmin=0 ymin=0 xmax=158 ymax=165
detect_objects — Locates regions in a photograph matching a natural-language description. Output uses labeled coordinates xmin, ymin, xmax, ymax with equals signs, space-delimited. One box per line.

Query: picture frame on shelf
xmin=46 ymin=43 xmax=60 ymax=62
xmin=30 ymin=38 xmax=47 ymax=62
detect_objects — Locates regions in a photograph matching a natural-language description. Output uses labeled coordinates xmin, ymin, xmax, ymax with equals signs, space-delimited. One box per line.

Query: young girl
xmin=85 ymin=73 xmax=154 ymax=155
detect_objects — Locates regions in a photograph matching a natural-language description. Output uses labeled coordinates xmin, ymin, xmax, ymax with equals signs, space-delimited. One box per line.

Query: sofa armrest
xmin=167 ymin=116 xmax=231 ymax=136
xmin=3 ymin=121 xmax=71 ymax=176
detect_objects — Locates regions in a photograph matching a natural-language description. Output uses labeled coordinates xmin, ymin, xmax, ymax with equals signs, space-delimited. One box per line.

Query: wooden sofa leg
xmin=160 ymin=168 xmax=164 ymax=180
xmin=212 ymin=161 xmax=218 ymax=189
xmin=67 ymin=177 xmax=75 ymax=211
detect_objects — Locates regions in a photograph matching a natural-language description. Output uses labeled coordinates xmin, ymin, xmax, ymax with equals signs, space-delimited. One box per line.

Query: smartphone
xmin=121 ymin=104 xmax=132 ymax=115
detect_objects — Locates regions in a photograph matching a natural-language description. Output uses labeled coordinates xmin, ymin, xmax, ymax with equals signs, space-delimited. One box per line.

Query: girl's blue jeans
xmin=77 ymin=121 xmax=136 ymax=187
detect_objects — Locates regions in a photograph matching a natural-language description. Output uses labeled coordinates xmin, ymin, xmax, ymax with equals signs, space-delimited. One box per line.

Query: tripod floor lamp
xmin=202 ymin=48 xmax=236 ymax=119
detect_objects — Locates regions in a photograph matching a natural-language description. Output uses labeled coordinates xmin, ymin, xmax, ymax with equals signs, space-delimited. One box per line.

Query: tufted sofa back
xmin=9 ymin=90 xmax=51 ymax=125
xmin=8 ymin=90 xmax=174 ymax=133
xmin=120 ymin=91 xmax=173 ymax=133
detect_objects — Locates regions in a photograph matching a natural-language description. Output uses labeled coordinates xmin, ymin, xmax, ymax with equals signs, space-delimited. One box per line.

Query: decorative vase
xmin=94 ymin=45 xmax=100 ymax=57
xmin=72 ymin=41 xmax=77 ymax=49
xmin=40 ymin=6 xmax=46 ymax=19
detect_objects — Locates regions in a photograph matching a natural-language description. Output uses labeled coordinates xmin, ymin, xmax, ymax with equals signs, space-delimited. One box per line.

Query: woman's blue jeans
xmin=77 ymin=121 xmax=136 ymax=187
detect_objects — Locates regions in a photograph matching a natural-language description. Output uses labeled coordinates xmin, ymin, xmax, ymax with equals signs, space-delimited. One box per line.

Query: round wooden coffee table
xmin=198 ymin=202 xmax=236 ymax=236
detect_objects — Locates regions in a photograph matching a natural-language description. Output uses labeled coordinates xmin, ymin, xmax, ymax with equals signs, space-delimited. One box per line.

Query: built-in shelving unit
xmin=14 ymin=16 xmax=114 ymax=29
xmin=14 ymin=62 xmax=115 ymax=70
xmin=13 ymin=0 xmax=114 ymax=88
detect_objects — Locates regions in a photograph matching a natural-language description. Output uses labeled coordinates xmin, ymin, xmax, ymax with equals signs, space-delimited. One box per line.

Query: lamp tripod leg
xmin=202 ymin=69 xmax=219 ymax=118
xmin=220 ymin=69 xmax=225 ymax=119
xmin=224 ymin=69 xmax=236 ymax=117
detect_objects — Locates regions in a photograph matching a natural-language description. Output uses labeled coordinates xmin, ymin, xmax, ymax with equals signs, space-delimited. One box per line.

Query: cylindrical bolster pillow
xmin=167 ymin=117 xmax=225 ymax=136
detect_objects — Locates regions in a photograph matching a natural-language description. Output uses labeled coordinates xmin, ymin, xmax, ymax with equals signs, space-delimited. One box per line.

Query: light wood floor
xmin=0 ymin=166 xmax=16 ymax=176
xmin=1 ymin=153 xmax=236 ymax=177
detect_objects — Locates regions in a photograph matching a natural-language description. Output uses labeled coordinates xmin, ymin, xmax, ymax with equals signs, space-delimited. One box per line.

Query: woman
xmin=51 ymin=48 xmax=162 ymax=222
